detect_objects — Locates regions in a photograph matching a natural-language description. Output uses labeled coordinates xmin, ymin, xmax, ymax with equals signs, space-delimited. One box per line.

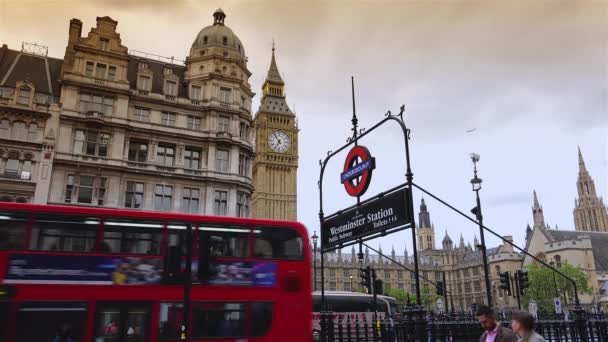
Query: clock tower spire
xmin=252 ymin=44 xmax=299 ymax=220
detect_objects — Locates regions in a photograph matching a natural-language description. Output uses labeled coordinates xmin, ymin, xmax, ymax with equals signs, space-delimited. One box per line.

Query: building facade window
xmin=108 ymin=66 xmax=116 ymax=81
xmin=134 ymin=107 xmax=150 ymax=121
xmin=161 ymin=112 xmax=176 ymax=126
xmin=215 ymin=149 xmax=229 ymax=173
xmin=157 ymin=143 xmax=175 ymax=166
xmin=27 ymin=123 xmax=38 ymax=141
xmin=184 ymin=147 xmax=201 ymax=169
xmin=217 ymin=116 xmax=230 ymax=133
xmin=219 ymin=87 xmax=231 ymax=105
xmin=214 ymin=190 xmax=228 ymax=216
xmin=187 ymin=116 xmax=201 ymax=130
xmin=100 ymin=38 xmax=110 ymax=51
xmin=138 ymin=75 xmax=151 ymax=91
xmin=239 ymin=122 xmax=249 ymax=140
xmin=85 ymin=62 xmax=94 ymax=76
xmin=16 ymin=87 xmax=31 ymax=105
xmin=182 ymin=187 xmax=200 ymax=214
xmin=73 ymin=130 xmax=110 ymax=157
xmin=236 ymin=192 xmax=250 ymax=217
xmin=474 ymin=281 xmax=481 ymax=292
xmin=127 ymin=139 xmax=148 ymax=162
xmin=554 ymin=255 xmax=562 ymax=267
xmin=154 ymin=184 xmax=173 ymax=211
xmin=0 ymin=119 xmax=9 ymax=138
xmin=165 ymin=80 xmax=177 ymax=96
xmin=11 ymin=122 xmax=27 ymax=140
xmin=2 ymin=153 xmax=32 ymax=180
xmin=80 ymin=94 xmax=114 ymax=115
xmin=125 ymin=181 xmax=144 ymax=208
xmin=191 ymin=85 xmax=202 ymax=101
xmin=95 ymin=63 xmax=107 ymax=79
xmin=64 ymin=174 xmax=107 ymax=205
xmin=238 ymin=154 xmax=249 ymax=176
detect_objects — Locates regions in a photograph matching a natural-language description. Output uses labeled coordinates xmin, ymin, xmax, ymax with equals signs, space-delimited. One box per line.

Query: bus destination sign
xmin=321 ymin=187 xmax=411 ymax=249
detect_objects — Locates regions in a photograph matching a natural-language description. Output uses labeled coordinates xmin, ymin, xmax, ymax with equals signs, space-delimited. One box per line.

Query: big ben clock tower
xmin=252 ymin=46 xmax=298 ymax=220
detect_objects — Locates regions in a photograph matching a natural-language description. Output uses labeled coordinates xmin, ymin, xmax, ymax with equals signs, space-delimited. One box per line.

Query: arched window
xmin=0 ymin=195 xmax=13 ymax=202
xmin=203 ymin=36 xmax=208 ymax=44
xmin=15 ymin=197 xmax=27 ymax=203
xmin=554 ymin=255 xmax=562 ymax=267
xmin=16 ymin=87 xmax=31 ymax=105
xmin=222 ymin=36 xmax=227 ymax=45
xmin=535 ymin=252 xmax=546 ymax=264
xmin=12 ymin=121 xmax=27 ymax=140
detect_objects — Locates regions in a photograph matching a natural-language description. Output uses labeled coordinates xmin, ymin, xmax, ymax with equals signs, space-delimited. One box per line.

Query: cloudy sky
xmin=1 ymin=0 xmax=606 ymax=254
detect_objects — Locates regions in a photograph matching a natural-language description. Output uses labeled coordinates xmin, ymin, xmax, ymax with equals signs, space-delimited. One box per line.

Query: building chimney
xmin=68 ymin=19 xmax=82 ymax=44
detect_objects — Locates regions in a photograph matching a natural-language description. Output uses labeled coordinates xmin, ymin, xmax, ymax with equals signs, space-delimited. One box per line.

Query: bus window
xmin=250 ymin=302 xmax=273 ymax=337
xmin=158 ymin=302 xmax=183 ymax=341
xmin=102 ymin=220 xmax=163 ymax=254
xmin=191 ymin=302 xmax=247 ymax=339
xmin=253 ymin=227 xmax=304 ymax=260
xmin=32 ymin=214 xmax=98 ymax=252
xmin=95 ymin=302 xmax=151 ymax=342
xmin=0 ymin=212 xmax=28 ymax=249
xmin=16 ymin=302 xmax=87 ymax=341
xmin=166 ymin=223 xmax=197 ymax=255
xmin=199 ymin=228 xmax=249 ymax=258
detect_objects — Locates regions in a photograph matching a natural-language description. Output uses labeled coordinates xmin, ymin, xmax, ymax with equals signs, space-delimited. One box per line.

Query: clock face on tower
xmin=268 ymin=130 xmax=290 ymax=153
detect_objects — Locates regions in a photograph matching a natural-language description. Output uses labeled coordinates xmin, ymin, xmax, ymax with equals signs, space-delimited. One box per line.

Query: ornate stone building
xmin=0 ymin=43 xmax=60 ymax=204
xmin=0 ymin=10 xmax=256 ymax=216
xmin=573 ymin=147 xmax=608 ymax=232
xmin=525 ymin=148 xmax=608 ymax=309
xmin=314 ymin=198 xmax=523 ymax=312
xmin=252 ymin=47 xmax=298 ymax=221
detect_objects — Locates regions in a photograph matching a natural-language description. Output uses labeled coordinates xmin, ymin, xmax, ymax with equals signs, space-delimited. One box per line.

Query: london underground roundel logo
xmin=341 ymin=145 xmax=376 ymax=197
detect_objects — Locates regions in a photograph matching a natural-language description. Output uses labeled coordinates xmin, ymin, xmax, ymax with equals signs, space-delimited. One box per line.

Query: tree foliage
xmin=385 ymin=287 xmax=408 ymax=305
xmin=522 ymin=261 xmax=592 ymax=312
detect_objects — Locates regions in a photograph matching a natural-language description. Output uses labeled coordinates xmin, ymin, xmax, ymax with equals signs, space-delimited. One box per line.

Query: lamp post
xmin=349 ymin=275 xmax=353 ymax=292
xmin=312 ymin=231 xmax=318 ymax=291
xmin=470 ymin=153 xmax=493 ymax=307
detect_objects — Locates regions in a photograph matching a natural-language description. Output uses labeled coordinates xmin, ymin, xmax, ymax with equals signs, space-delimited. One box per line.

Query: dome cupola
xmin=190 ymin=8 xmax=246 ymax=60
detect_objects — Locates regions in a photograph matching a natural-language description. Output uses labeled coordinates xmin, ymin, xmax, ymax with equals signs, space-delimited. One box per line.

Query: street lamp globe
xmin=311 ymin=231 xmax=318 ymax=247
xmin=471 ymin=177 xmax=482 ymax=191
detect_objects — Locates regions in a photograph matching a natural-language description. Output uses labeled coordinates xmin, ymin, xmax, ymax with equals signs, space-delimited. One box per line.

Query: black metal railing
xmin=319 ymin=308 xmax=608 ymax=342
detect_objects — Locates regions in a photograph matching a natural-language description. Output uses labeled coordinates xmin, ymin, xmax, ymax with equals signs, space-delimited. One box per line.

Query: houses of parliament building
xmin=314 ymin=147 xmax=608 ymax=311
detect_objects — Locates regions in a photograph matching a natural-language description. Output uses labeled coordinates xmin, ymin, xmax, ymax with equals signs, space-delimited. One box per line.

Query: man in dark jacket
xmin=477 ymin=305 xmax=518 ymax=342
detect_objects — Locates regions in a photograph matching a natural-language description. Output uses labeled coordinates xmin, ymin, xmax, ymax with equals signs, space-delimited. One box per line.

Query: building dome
xmin=191 ymin=9 xmax=246 ymax=59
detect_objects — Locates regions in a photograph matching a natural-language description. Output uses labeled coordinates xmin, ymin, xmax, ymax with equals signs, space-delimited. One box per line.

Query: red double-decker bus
xmin=0 ymin=203 xmax=311 ymax=342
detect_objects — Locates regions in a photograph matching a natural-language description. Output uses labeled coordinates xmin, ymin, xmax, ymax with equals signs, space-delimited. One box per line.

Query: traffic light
xmin=436 ymin=281 xmax=445 ymax=296
xmin=374 ymin=279 xmax=384 ymax=296
xmin=499 ymin=272 xmax=511 ymax=295
xmin=360 ymin=266 xmax=371 ymax=293
xmin=517 ymin=270 xmax=529 ymax=295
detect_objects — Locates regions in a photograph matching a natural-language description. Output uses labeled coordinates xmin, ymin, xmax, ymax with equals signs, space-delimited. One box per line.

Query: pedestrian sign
xmin=554 ymin=297 xmax=562 ymax=314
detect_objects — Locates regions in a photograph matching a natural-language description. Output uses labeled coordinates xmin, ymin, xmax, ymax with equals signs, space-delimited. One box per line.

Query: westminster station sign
xmin=322 ymin=187 xmax=411 ymax=248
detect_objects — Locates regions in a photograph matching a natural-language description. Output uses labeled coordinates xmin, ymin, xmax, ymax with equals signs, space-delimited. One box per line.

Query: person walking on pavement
xmin=511 ymin=310 xmax=546 ymax=342
xmin=477 ymin=305 xmax=518 ymax=342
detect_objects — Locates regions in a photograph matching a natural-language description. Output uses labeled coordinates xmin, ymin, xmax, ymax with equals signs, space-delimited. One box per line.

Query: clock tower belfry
xmin=252 ymin=46 xmax=299 ymax=220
